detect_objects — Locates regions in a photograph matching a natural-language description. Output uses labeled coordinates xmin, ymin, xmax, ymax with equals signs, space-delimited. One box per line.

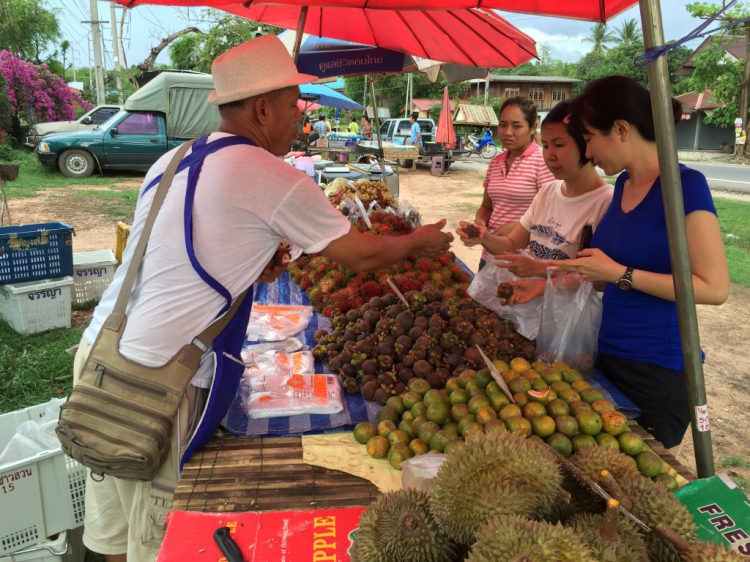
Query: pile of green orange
xmin=352 ymin=358 xmax=669 ymax=485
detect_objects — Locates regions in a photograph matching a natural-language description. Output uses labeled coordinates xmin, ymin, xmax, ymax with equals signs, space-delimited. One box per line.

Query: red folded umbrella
xmin=116 ymin=1 xmax=637 ymax=23
xmin=436 ymin=87 xmax=456 ymax=150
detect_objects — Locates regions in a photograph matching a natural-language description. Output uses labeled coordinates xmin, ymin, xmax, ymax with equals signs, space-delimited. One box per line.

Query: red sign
xmin=157 ymin=508 xmax=365 ymax=562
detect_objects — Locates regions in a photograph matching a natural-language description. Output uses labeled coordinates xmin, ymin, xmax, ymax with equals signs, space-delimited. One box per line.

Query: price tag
xmin=695 ymin=404 xmax=710 ymax=432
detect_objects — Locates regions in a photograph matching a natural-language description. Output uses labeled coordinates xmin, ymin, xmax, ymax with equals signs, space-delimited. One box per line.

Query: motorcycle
xmin=464 ymin=129 xmax=498 ymax=159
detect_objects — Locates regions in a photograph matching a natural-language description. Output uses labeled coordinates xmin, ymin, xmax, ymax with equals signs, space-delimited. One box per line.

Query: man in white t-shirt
xmin=76 ymin=35 xmax=452 ymax=562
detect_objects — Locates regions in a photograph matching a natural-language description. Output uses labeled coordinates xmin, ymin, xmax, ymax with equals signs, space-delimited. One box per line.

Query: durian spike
xmin=557 ymin=487 xmax=572 ymax=506
xmin=600 ymin=498 xmax=620 ymax=542
xmin=599 ymin=470 xmax=634 ymax=511
xmin=655 ymin=523 xmax=697 ymax=562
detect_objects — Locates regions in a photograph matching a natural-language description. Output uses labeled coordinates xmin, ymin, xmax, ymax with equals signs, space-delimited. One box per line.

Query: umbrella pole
xmin=370 ymin=79 xmax=384 ymax=153
xmin=639 ymin=0 xmax=715 ymax=478
xmin=291 ymin=6 xmax=309 ymax=64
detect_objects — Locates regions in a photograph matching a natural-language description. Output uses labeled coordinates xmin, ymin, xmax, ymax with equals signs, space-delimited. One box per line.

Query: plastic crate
xmin=71 ymin=250 xmax=116 ymax=305
xmin=0 ymin=403 xmax=86 ymax=556
xmin=0 ymin=277 xmax=73 ymax=334
xmin=0 ymin=529 xmax=84 ymax=562
xmin=0 ymin=223 xmax=74 ymax=285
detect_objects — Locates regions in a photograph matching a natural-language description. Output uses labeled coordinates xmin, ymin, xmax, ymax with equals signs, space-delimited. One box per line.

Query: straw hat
xmin=208 ymin=35 xmax=317 ymax=106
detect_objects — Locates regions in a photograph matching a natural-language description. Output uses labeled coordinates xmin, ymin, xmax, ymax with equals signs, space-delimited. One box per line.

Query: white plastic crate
xmin=0 ymin=278 xmax=73 ymax=334
xmin=0 ymin=529 xmax=84 ymax=562
xmin=71 ymin=250 xmax=116 ymax=305
xmin=0 ymin=403 xmax=86 ymax=556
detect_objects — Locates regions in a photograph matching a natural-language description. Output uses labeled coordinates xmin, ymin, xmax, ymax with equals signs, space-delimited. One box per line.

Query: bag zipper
xmin=62 ymin=402 xmax=166 ymax=450
xmin=64 ymin=421 xmax=155 ymax=465
xmin=73 ymin=386 xmax=173 ymax=431
xmin=93 ymin=364 xmax=171 ymax=399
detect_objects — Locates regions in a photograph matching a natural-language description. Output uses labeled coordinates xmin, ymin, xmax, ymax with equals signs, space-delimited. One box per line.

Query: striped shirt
xmin=481 ymin=142 xmax=555 ymax=261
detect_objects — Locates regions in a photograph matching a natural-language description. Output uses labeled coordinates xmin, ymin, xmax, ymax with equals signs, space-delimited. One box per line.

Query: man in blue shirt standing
xmin=409 ymin=113 xmax=422 ymax=172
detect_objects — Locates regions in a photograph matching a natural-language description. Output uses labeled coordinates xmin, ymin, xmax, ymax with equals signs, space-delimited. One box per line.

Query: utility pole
xmin=87 ymin=36 xmax=93 ymax=92
xmin=71 ymin=45 xmax=77 ymax=82
xmin=83 ymin=0 xmax=107 ymax=105
xmin=109 ymin=2 xmax=123 ymax=104
xmin=738 ymin=21 xmax=750 ymax=160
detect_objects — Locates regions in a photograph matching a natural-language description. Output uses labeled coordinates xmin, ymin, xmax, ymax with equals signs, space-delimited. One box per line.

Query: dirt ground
xmin=7 ymin=160 xmax=749 ymax=484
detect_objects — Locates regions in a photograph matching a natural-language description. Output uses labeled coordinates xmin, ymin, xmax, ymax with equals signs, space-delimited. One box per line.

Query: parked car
xmin=35 ymin=71 xmax=219 ymax=178
xmin=375 ymin=118 xmax=468 ymax=169
xmin=24 ymin=105 xmax=122 ymax=147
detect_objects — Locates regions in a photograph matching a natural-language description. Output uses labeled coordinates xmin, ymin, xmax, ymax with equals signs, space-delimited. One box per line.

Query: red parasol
xmin=435 ymin=87 xmax=456 ymax=150
xmin=115 ymin=1 xmax=638 ymax=23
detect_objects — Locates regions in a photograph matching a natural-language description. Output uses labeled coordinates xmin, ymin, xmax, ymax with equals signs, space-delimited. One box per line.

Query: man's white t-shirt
xmin=519 ymin=180 xmax=613 ymax=261
xmin=84 ymin=133 xmax=351 ymax=381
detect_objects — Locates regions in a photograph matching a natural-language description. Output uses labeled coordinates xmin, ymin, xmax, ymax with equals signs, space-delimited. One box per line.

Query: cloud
xmin=519 ymin=27 xmax=590 ymax=61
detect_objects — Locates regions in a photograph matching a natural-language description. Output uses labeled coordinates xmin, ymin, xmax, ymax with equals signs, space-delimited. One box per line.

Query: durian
xmin=351 ymin=488 xmax=456 ymax=562
xmin=618 ymin=474 xmax=699 ymax=562
xmin=466 ymin=513 xmax=598 ymax=562
xmin=570 ymin=445 xmax=640 ymax=484
xmin=693 ymin=541 xmax=749 ymax=561
xmin=428 ymin=431 xmax=562 ymax=545
xmin=568 ymin=499 xmax=648 ymax=561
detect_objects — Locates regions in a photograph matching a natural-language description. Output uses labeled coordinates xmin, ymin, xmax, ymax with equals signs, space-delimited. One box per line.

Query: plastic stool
xmin=431 ymin=156 xmax=445 ymax=176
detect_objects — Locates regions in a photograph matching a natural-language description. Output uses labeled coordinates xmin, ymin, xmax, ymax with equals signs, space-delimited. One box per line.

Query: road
xmin=688 ymin=162 xmax=750 ymax=194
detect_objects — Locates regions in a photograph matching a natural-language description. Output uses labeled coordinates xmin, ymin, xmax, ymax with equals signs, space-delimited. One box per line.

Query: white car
xmin=24 ymin=105 xmax=122 ymax=147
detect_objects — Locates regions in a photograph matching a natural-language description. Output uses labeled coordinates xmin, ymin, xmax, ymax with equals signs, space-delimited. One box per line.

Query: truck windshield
xmin=96 ymin=110 xmax=128 ymax=131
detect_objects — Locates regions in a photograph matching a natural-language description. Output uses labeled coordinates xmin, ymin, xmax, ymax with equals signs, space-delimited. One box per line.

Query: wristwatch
xmin=616 ymin=267 xmax=634 ymax=291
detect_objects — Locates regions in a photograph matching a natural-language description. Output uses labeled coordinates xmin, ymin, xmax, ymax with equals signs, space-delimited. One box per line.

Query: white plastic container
xmin=0 ymin=277 xmax=73 ymax=334
xmin=71 ymin=250 xmax=116 ymax=305
xmin=0 ymin=529 xmax=84 ymax=562
xmin=0 ymin=403 xmax=86 ymax=556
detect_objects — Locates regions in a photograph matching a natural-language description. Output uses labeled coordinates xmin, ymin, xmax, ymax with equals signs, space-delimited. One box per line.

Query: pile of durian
xmin=350 ymin=431 xmax=744 ymax=562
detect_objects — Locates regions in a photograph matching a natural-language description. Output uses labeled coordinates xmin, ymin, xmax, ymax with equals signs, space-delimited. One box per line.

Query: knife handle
xmin=214 ymin=526 xmax=245 ymax=562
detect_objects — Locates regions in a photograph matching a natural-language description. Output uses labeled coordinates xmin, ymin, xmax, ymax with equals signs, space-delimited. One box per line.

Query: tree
xmin=0 ymin=0 xmax=60 ymax=64
xmin=138 ymin=27 xmax=203 ymax=73
xmin=616 ymin=19 xmax=643 ymax=46
xmin=59 ymin=40 xmax=69 ymax=76
xmin=584 ymin=23 xmax=617 ymax=55
xmin=0 ymin=51 xmax=91 ymax=143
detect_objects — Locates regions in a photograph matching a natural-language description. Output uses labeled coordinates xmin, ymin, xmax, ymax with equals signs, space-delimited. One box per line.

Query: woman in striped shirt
xmin=473 ymin=97 xmax=555 ymax=269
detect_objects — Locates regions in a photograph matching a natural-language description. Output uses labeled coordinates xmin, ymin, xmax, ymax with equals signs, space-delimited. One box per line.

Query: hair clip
xmin=563 ymin=114 xmax=571 ymax=124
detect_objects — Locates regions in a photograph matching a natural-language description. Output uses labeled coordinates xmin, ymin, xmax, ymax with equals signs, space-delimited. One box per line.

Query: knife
xmin=475 ymin=345 xmax=515 ymax=404
xmin=214 ymin=526 xmax=245 ymax=562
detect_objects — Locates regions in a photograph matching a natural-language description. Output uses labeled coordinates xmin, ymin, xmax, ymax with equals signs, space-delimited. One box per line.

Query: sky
xmin=49 ymin=0 xmax=711 ymax=73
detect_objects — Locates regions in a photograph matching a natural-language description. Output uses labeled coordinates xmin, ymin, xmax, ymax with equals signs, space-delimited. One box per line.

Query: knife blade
xmin=475 ymin=345 xmax=515 ymax=404
xmin=387 ymin=277 xmax=411 ymax=309
xmin=214 ymin=526 xmax=245 ymax=562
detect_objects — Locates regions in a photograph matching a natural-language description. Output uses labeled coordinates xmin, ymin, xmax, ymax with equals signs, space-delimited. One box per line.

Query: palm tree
xmin=584 ymin=23 xmax=617 ymax=55
xmin=60 ymin=40 xmax=70 ymax=79
xmin=616 ymin=19 xmax=643 ymax=46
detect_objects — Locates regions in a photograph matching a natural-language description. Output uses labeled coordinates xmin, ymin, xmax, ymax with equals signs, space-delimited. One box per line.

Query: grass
xmin=72 ymin=188 xmax=140 ymax=217
xmin=714 ymin=197 xmax=750 ymax=287
xmin=718 ymin=455 xmax=750 ymax=469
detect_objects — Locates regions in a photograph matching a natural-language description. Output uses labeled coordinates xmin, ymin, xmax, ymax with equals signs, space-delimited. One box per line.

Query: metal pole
xmin=484 ymin=74 xmax=490 ymax=104
xmin=110 ymin=2 xmax=124 ymax=104
xmin=737 ymin=21 xmax=750 ymax=160
xmin=639 ymin=0 xmax=715 ymax=478
xmin=87 ymin=37 xmax=93 ymax=92
xmin=363 ymin=74 xmax=368 ymax=112
xmin=370 ymin=79 xmax=383 ymax=152
xmin=291 ymin=6 xmax=308 ymax=64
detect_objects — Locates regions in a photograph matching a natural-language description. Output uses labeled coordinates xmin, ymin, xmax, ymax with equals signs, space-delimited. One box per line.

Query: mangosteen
xmin=362 ymin=359 xmax=378 ymax=375
xmin=386 ymin=304 xmax=402 ymax=318
xmin=447 ymin=354 xmax=463 ymax=370
xmin=396 ymin=335 xmax=413 ymax=350
xmin=356 ymin=320 xmax=372 ymax=334
xmin=342 ymin=377 xmax=359 ymax=394
xmin=402 ymin=354 xmax=417 ymax=368
xmin=376 ymin=319 xmax=391 ymax=332
xmin=425 ymin=373 xmax=442 ymax=389
xmin=346 ymin=309 xmax=360 ymax=323
xmin=428 ymin=316 xmax=446 ymax=331
xmin=355 ymin=340 xmax=372 ymax=354
xmin=328 ymin=355 xmax=343 ymax=373
xmin=327 ymin=342 xmax=342 ymax=353
xmin=378 ymin=355 xmax=394 ymax=370
xmin=364 ymin=310 xmax=381 ymax=325
xmin=422 ymin=304 xmax=438 ymax=318
xmin=361 ymin=374 xmax=377 ymax=386
xmin=395 ymin=310 xmax=414 ymax=331
xmin=398 ymin=368 xmax=415 ymax=384
xmin=377 ymin=342 xmax=394 ymax=356
xmin=413 ymin=316 xmax=430 ymax=331
xmin=394 ymin=382 xmax=406 ymax=395
xmin=411 ymin=344 xmax=427 ymax=360
xmin=361 ymin=380 xmax=379 ymax=401
xmin=373 ymin=388 xmax=391 ymax=405
xmin=390 ymin=325 xmax=406 ymax=339
xmin=468 ymin=332 xmax=485 ymax=347
xmin=408 ymin=326 xmax=424 ymax=341
xmin=427 ymin=346 xmax=444 ymax=362
xmin=314 ymin=329 xmax=329 ymax=343
xmin=369 ymin=296 xmax=384 ymax=310
xmin=463 ymin=347 xmax=481 ymax=366
xmin=382 ymin=293 xmax=398 ymax=307
xmin=413 ymin=359 xmax=433 ymax=378
xmin=341 ymin=363 xmax=356 ymax=378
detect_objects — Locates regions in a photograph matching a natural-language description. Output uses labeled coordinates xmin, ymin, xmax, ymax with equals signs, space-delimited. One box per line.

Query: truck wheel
xmin=481 ymin=144 xmax=498 ymax=159
xmin=399 ymin=159 xmax=413 ymax=168
xmin=60 ymin=149 xmax=95 ymax=178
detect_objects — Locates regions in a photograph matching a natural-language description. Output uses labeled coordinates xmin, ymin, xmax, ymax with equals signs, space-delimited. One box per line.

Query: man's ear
xmin=254 ymin=97 xmax=270 ymax=124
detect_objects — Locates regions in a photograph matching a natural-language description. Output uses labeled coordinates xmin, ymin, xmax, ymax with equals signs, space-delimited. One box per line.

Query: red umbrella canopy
xmin=436 ymin=86 xmax=456 ymax=149
xmin=115 ymin=1 xmax=638 ymax=23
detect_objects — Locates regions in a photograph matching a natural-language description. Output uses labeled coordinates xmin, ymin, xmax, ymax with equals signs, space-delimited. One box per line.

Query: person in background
xmin=313 ymin=114 xmax=330 ymax=137
xmin=348 ymin=117 xmax=360 ymax=134
xmin=76 ymin=35 xmax=453 ymax=562
xmin=550 ymin=75 xmax=729 ymax=449
xmin=473 ymin=97 xmax=555 ymax=270
xmin=361 ymin=114 xmax=372 ymax=140
xmin=409 ymin=112 xmax=422 ymax=172
xmin=457 ymin=99 xmax=613 ymax=303
xmin=302 ymin=115 xmax=312 ymax=136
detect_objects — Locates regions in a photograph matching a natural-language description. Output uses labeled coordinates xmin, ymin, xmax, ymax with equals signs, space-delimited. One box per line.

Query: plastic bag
xmin=246 ymin=304 xmax=314 ymax=341
xmin=400 ymin=453 xmax=448 ymax=492
xmin=0 ymin=398 xmax=65 ymax=465
xmin=467 ymin=255 xmax=543 ymax=340
xmin=536 ymin=270 xmax=603 ymax=372
xmin=241 ymin=351 xmax=315 ymax=377
xmin=240 ymin=373 xmax=344 ymax=419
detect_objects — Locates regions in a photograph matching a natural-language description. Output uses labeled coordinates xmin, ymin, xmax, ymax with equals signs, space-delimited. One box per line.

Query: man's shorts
xmin=74 ymin=338 xmax=203 ymax=561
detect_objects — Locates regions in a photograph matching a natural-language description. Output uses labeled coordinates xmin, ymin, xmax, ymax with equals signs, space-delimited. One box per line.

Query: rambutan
xmin=322 ymin=305 xmax=335 ymax=317
xmin=360 ymin=281 xmax=382 ymax=299
xmin=437 ymin=254 xmax=451 ymax=266
xmin=416 ymin=259 xmax=433 ymax=272
xmin=418 ymin=272 xmax=430 ymax=282
xmin=400 ymin=261 xmax=413 ymax=271
xmin=400 ymin=278 xmax=423 ymax=292
xmin=300 ymin=278 xmax=312 ymax=290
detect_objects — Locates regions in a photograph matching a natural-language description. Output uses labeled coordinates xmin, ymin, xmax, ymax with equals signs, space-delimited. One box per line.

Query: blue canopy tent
xmin=299 ymin=83 xmax=362 ymax=110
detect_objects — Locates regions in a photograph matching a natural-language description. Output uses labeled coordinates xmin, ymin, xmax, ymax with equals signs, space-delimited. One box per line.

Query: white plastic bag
xmin=536 ymin=270 xmax=603 ymax=372
xmin=246 ymin=304 xmax=314 ymax=341
xmin=467 ymin=256 xmax=543 ymax=339
xmin=400 ymin=453 xmax=448 ymax=492
xmin=0 ymin=398 xmax=65 ymax=465
xmin=240 ymin=373 xmax=344 ymax=419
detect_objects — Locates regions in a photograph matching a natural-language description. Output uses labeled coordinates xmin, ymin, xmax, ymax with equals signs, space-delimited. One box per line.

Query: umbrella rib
xmin=417 ymin=11 xmax=475 ymax=65
xmin=472 ymin=10 xmax=538 ymax=62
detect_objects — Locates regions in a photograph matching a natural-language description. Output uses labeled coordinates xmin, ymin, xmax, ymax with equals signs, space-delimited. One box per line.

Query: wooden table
xmin=173 ymin=434 xmax=380 ymax=513
xmin=173 ymin=424 xmax=695 ymax=515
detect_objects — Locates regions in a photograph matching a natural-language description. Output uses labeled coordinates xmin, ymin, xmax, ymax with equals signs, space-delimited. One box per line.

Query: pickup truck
xmin=24 ymin=105 xmax=122 ymax=147
xmin=376 ymin=118 xmax=468 ymax=170
xmin=36 ymin=71 xmax=219 ymax=178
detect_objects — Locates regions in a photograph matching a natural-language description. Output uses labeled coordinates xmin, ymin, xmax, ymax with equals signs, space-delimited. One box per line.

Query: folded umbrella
xmin=436 ymin=86 xmax=456 ymax=150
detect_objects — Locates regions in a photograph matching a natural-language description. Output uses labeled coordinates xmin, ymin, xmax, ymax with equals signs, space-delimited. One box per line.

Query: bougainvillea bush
xmin=0 ymin=50 xmax=92 ymax=143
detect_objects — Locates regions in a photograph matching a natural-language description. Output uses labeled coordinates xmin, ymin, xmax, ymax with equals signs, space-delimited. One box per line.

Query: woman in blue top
xmin=550 ymin=76 xmax=729 ymax=449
